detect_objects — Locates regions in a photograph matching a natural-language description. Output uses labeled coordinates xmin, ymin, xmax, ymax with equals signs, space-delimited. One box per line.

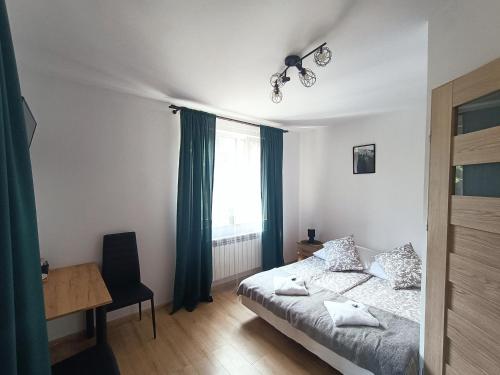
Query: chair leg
xmin=139 ymin=302 xmax=142 ymax=320
xmin=151 ymin=297 xmax=156 ymax=339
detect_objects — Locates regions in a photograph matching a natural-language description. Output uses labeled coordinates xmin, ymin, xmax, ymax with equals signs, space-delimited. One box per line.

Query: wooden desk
xmin=43 ymin=263 xmax=112 ymax=344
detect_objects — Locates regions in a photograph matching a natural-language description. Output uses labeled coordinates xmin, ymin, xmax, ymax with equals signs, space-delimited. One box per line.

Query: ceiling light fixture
xmin=271 ymin=83 xmax=283 ymax=104
xmin=269 ymin=42 xmax=332 ymax=103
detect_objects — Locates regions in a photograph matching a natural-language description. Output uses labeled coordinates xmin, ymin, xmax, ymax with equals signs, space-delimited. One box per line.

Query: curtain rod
xmin=168 ymin=105 xmax=288 ymax=133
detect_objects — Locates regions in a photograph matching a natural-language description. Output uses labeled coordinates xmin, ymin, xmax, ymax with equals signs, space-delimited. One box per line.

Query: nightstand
xmin=296 ymin=240 xmax=323 ymax=260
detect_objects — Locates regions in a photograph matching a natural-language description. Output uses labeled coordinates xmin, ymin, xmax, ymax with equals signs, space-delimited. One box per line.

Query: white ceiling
xmin=6 ymin=0 xmax=436 ymax=127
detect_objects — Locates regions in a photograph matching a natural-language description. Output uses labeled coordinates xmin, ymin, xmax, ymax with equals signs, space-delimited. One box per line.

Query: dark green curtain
xmin=172 ymin=108 xmax=216 ymax=313
xmin=0 ymin=1 xmax=51 ymax=374
xmin=260 ymin=126 xmax=284 ymax=270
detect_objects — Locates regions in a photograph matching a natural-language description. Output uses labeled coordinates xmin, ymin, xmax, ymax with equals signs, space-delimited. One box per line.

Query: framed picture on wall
xmin=353 ymin=144 xmax=375 ymax=174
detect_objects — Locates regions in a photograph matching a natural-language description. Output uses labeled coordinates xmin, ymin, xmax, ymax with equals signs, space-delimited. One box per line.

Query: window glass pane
xmin=455 ymin=163 xmax=500 ymax=198
xmin=212 ymin=119 xmax=262 ymax=239
xmin=457 ymin=90 xmax=500 ymax=135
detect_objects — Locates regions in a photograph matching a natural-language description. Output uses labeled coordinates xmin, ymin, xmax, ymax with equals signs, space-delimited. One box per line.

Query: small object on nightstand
xmin=307 ymin=228 xmax=316 ymax=243
xmin=41 ymin=258 xmax=49 ymax=282
xmin=297 ymin=240 xmax=323 ymax=261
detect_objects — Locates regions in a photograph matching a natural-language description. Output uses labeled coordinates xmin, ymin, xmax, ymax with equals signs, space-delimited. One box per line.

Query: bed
xmin=237 ymin=247 xmax=420 ymax=375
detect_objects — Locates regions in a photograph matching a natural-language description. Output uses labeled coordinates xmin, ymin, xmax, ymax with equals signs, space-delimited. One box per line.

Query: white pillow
xmin=316 ymin=244 xmax=389 ymax=280
xmin=313 ymin=247 xmax=328 ymax=260
xmin=365 ymin=259 xmax=389 ymax=280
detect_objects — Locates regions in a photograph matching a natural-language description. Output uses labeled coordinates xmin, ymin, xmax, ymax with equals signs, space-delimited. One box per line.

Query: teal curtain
xmin=172 ymin=108 xmax=216 ymax=313
xmin=0 ymin=1 xmax=51 ymax=374
xmin=260 ymin=126 xmax=284 ymax=270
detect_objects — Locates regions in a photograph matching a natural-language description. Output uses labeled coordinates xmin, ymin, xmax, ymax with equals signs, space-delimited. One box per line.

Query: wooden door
xmin=425 ymin=58 xmax=500 ymax=375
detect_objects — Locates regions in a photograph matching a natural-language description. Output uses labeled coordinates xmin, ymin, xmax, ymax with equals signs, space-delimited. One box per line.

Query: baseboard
xmin=49 ymin=330 xmax=88 ymax=349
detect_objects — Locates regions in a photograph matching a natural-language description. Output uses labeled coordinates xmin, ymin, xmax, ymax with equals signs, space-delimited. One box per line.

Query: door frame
xmin=424 ymin=57 xmax=500 ymax=375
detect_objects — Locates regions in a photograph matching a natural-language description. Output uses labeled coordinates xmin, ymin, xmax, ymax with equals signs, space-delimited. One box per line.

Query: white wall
xmin=283 ymin=131 xmax=301 ymax=263
xmin=429 ymin=0 xmax=500 ymax=89
xmin=299 ymin=110 xmax=427 ymax=256
xmin=426 ymin=0 xmax=500 ymax=208
xmin=20 ymin=70 xmax=180 ymax=339
xmin=18 ymin=68 xmax=301 ymax=340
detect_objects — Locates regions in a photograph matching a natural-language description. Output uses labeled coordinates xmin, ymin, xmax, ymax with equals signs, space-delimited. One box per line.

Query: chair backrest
xmin=102 ymin=232 xmax=141 ymax=288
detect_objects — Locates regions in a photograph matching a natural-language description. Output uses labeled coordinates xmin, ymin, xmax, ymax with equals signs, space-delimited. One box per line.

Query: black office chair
xmin=102 ymin=232 xmax=156 ymax=339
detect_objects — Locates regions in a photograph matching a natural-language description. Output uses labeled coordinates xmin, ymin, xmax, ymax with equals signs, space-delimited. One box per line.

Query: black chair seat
xmin=52 ymin=344 xmax=120 ymax=375
xmin=106 ymin=282 xmax=153 ymax=312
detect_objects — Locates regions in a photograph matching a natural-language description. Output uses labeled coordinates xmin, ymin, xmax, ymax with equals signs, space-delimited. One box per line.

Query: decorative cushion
xmin=323 ymin=235 xmax=364 ymax=271
xmin=375 ymin=243 xmax=422 ymax=289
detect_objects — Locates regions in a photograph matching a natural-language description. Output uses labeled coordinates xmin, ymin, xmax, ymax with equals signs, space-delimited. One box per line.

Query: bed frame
xmin=240 ymin=245 xmax=381 ymax=375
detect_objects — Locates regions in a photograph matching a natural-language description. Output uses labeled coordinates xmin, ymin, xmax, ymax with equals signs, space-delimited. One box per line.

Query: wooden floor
xmin=50 ymin=287 xmax=340 ymax=374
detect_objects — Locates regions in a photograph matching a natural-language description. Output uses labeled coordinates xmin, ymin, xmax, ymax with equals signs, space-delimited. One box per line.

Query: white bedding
xmin=343 ymin=276 xmax=421 ymax=323
xmin=281 ymin=256 xmax=371 ymax=294
xmin=280 ymin=255 xmax=328 ymax=278
xmin=282 ymin=256 xmax=421 ymax=323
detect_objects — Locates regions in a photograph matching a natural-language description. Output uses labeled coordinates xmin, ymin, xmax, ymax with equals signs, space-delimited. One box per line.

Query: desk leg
xmin=95 ymin=306 xmax=107 ymax=345
xmin=86 ymin=309 xmax=95 ymax=338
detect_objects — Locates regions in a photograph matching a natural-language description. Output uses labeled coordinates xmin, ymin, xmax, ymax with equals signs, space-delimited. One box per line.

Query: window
xmin=212 ymin=120 xmax=262 ymax=240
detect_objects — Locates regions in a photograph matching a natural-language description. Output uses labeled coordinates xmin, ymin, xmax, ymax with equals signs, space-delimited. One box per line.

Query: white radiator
xmin=212 ymin=233 xmax=262 ymax=283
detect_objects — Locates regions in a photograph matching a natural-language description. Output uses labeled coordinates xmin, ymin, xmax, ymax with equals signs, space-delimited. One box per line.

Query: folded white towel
xmin=324 ymin=300 xmax=379 ymax=327
xmin=273 ymin=276 xmax=309 ymax=296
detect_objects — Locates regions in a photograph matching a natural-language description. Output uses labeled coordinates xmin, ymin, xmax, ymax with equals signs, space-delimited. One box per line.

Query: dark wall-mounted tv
xmin=22 ymin=96 xmax=37 ymax=148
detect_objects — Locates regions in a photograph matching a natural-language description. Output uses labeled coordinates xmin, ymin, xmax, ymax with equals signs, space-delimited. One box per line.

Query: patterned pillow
xmin=375 ymin=243 xmax=422 ymax=289
xmin=323 ymin=235 xmax=364 ymax=271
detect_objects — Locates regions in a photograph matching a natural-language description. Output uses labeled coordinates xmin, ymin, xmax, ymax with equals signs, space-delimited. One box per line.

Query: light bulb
xmin=299 ymin=68 xmax=316 ymax=87
xmin=270 ymin=73 xmax=284 ymax=88
xmin=271 ymin=87 xmax=283 ymax=103
xmin=314 ymin=46 xmax=332 ymax=67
